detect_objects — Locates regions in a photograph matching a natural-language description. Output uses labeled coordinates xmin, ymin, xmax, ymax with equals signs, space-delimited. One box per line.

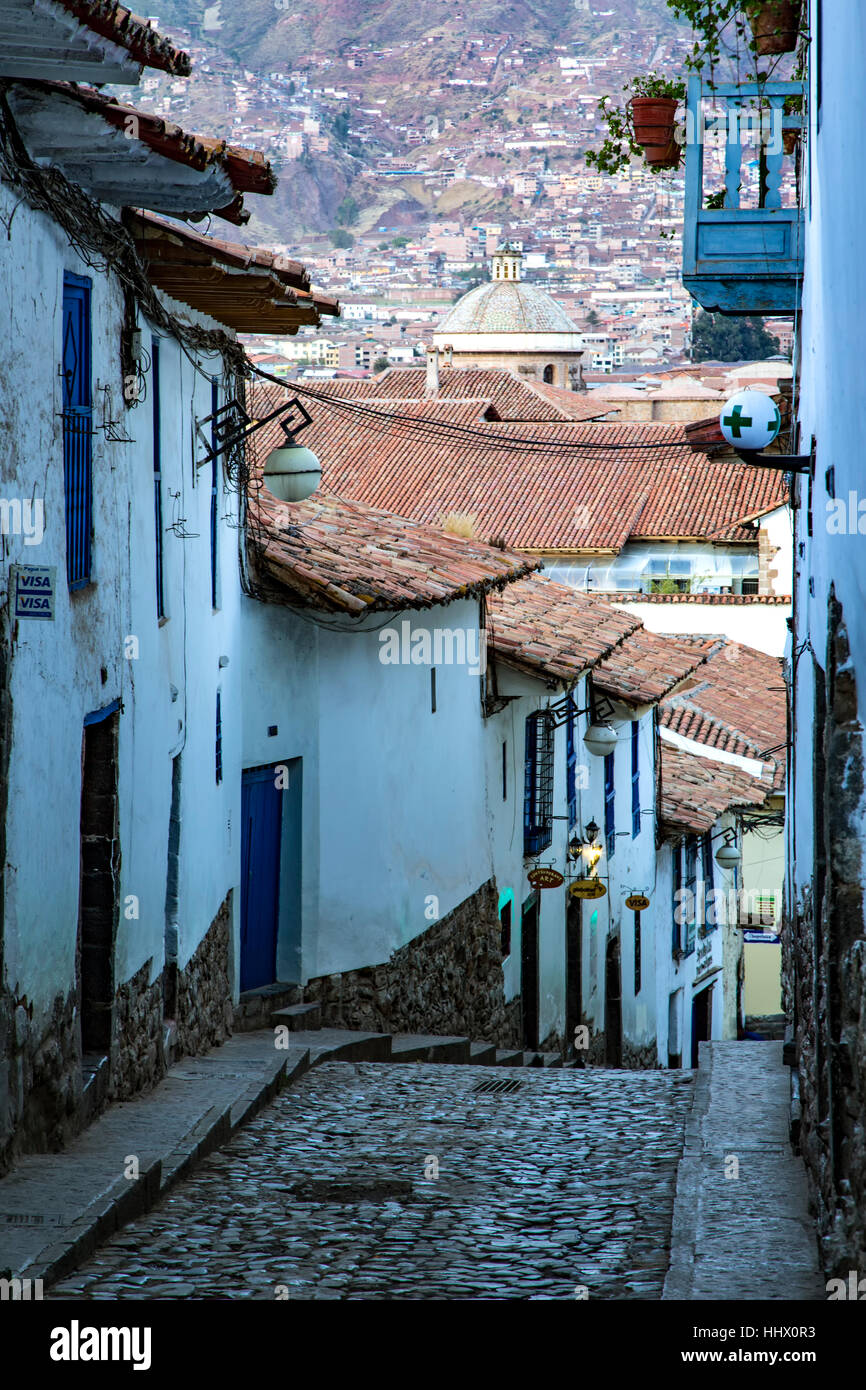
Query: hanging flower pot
xmin=749 ymin=0 xmax=800 ymax=55
xmin=782 ymin=128 xmax=800 ymax=156
xmin=630 ymin=97 xmax=681 ymax=169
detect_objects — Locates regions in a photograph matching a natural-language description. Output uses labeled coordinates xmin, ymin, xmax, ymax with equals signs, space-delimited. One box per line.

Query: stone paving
xmin=48 ymin=1063 xmax=695 ymax=1301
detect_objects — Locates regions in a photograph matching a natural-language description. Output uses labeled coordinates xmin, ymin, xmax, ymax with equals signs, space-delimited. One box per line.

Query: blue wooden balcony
xmin=682 ymin=76 xmax=805 ymax=315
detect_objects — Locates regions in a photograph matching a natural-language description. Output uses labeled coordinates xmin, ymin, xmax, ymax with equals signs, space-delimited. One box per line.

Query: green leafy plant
xmin=586 ymin=73 xmax=686 ymax=177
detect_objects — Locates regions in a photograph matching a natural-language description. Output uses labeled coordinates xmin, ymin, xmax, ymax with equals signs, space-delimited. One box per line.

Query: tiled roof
xmin=246 ymin=384 xmax=788 ymax=551
xmin=248 ymin=491 xmax=540 ymax=615
xmin=127 ymin=212 xmax=339 ymax=332
xmin=594 ymin=627 xmax=712 ymax=705
xmin=361 ymin=367 xmax=614 ymax=421
xmin=11 ymin=82 xmax=274 ymax=224
xmin=659 ymin=742 xmax=769 ymax=836
xmin=57 ymin=0 xmax=190 ymax=73
xmin=660 ymin=638 xmax=787 ymax=785
xmin=487 ymin=573 xmax=641 ymax=683
xmin=593 ymin=591 xmax=791 ymax=604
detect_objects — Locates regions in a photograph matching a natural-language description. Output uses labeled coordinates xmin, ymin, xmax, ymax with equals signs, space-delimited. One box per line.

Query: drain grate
xmin=472 ymin=1077 xmax=523 ymax=1095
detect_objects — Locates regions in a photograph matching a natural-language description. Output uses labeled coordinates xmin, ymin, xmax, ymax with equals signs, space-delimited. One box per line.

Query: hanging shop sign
xmin=625 ymin=893 xmax=650 ymax=911
xmin=527 ymin=867 xmax=565 ymax=890
xmin=569 ymin=878 xmax=607 ymax=900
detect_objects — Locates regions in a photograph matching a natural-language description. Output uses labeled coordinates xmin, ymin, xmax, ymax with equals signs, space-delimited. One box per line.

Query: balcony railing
xmin=682 ymin=76 xmax=805 ymax=315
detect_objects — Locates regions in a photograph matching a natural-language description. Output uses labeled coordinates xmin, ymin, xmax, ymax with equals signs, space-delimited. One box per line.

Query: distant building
xmin=433 ymin=244 xmax=585 ymax=390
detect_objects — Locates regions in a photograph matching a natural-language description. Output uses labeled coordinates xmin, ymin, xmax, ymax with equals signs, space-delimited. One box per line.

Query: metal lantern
xmin=263 ymin=438 xmax=322 ymax=503
xmin=715 ymin=839 xmax=742 ymax=870
xmin=583 ymin=722 xmax=618 ymax=757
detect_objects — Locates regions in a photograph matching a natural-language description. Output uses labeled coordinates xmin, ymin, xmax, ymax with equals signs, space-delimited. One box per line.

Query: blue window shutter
xmin=672 ymin=840 xmax=682 ymax=954
xmin=215 ymin=691 xmax=223 ymax=785
xmin=566 ymin=694 xmax=577 ymax=829
xmin=61 ymin=273 xmax=93 ymax=589
xmin=153 ymin=339 xmax=165 ymax=618
xmin=631 ymin=720 xmax=640 ymax=838
xmin=604 ymin=749 xmax=615 ymax=859
xmin=210 ymin=377 xmax=219 ymax=608
xmin=524 ymin=713 xmax=554 ymax=857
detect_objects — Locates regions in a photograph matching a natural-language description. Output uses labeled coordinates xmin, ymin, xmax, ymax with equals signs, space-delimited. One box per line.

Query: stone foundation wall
xmin=785 ymin=594 xmax=866 ymax=1277
xmin=622 ymin=1039 xmax=659 ymax=1070
xmin=303 ymin=880 xmax=516 ymax=1044
xmin=502 ymin=997 xmax=523 ymax=1049
xmin=109 ymin=958 xmax=165 ymax=1102
xmin=176 ymin=894 xmax=234 ymax=1058
xmin=0 ymin=988 xmax=81 ymax=1175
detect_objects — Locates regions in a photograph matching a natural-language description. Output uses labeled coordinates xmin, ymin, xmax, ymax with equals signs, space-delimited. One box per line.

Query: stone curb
xmin=9 ymin=1048 xmax=313 ymax=1289
xmin=662 ymin=1056 xmax=708 ymax=1301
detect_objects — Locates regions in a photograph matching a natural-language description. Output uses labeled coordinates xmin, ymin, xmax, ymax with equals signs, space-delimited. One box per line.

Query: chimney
xmin=425 ymin=345 xmax=440 ymax=397
xmin=443 ymin=343 xmax=454 ymax=367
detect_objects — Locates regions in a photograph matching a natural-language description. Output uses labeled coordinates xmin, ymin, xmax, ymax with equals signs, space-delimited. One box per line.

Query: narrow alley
xmin=46 ymin=1063 xmax=694 ymax=1301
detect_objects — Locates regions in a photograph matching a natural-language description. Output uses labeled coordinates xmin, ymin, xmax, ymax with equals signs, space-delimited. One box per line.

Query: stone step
xmin=495 ymin=1049 xmax=524 ymax=1067
xmin=389 ymin=1034 xmax=471 ymax=1064
xmin=271 ymin=1002 xmax=322 ymax=1032
xmin=469 ymin=1041 xmax=498 ymax=1065
xmin=233 ymin=982 xmax=302 ymax=1033
xmin=523 ymin=1051 xmax=545 ymax=1068
xmin=541 ymin=1053 xmax=563 ymax=1068
xmin=289 ymin=1028 xmax=393 ymax=1064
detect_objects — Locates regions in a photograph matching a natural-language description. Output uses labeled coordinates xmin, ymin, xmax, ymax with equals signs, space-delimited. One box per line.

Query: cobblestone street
xmin=48 ymin=1063 xmax=694 ymax=1301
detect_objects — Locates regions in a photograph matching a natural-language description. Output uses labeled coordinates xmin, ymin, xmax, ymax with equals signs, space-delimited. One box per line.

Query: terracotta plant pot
xmin=783 ymin=128 xmax=800 ymax=155
xmin=630 ymin=96 xmax=681 ymax=169
xmin=750 ymin=0 xmax=800 ymax=55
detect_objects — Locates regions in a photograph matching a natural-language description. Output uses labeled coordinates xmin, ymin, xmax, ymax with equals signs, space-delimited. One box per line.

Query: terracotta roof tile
xmin=594 ymin=627 xmax=713 ymax=705
xmin=360 ymin=366 xmax=616 ymax=421
xmin=487 ymin=574 xmax=641 ymax=682
xmin=248 ymin=491 xmax=540 ymax=615
xmin=57 ymin=0 xmax=190 ymax=74
xmin=659 ymin=742 xmax=769 ymax=836
xmin=247 ymin=381 xmax=787 ymax=551
xmin=660 ymin=639 xmax=787 ymax=786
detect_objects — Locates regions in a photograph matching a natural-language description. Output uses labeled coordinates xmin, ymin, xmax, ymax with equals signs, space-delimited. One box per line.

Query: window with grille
xmin=61 ymin=272 xmax=93 ymax=590
xmin=523 ymin=712 xmax=554 ymax=857
xmin=631 ymin=720 xmax=640 ymax=838
xmin=683 ymin=837 xmax=698 ymax=954
xmin=672 ymin=840 xmax=683 ymax=955
xmin=152 ymin=338 xmax=165 ymax=618
xmin=566 ymin=694 xmax=578 ymax=829
xmin=215 ymin=691 xmax=223 ymax=785
xmin=604 ymin=749 xmax=615 ymax=858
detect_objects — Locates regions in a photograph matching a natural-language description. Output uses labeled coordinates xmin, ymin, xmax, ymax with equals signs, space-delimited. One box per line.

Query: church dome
xmin=437 ymin=242 xmax=580 ymax=336
xmin=438 ymin=278 xmax=579 ymax=336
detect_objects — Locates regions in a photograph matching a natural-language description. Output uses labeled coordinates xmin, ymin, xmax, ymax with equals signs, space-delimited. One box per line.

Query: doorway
xmin=604 ymin=935 xmax=622 ymax=1066
xmin=240 ymin=765 xmax=283 ymax=991
xmin=77 ymin=707 xmax=120 ymax=1054
xmin=521 ymin=892 xmax=539 ymax=1049
xmin=691 ymin=982 xmax=714 ymax=1068
xmin=565 ymin=894 xmax=582 ymax=1053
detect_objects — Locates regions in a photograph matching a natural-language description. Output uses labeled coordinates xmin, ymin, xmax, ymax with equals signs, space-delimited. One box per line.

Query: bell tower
xmin=491 ymin=242 xmax=523 ymax=282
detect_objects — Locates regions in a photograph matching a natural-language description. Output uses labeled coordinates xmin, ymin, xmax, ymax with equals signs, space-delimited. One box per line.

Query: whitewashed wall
xmin=0 ymin=189 xmax=242 ymax=1029
xmin=241 ymin=594 xmax=495 ymax=981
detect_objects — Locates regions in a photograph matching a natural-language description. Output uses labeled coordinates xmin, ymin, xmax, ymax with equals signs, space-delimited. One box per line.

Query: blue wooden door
xmin=240 ymin=766 xmax=283 ymax=991
xmin=61 ymin=272 xmax=93 ymax=589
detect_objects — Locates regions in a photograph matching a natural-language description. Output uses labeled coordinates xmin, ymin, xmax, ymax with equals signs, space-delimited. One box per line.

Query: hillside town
xmin=0 ymin=0 xmax=862 ymax=1353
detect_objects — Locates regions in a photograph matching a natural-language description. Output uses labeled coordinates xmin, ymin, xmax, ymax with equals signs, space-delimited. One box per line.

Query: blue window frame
xmin=684 ymin=837 xmax=698 ymax=954
xmin=210 ymin=377 xmax=219 ymax=608
xmin=215 ymin=691 xmax=223 ymax=785
xmin=672 ymin=840 xmax=683 ymax=955
xmin=631 ymin=719 xmax=640 ymax=838
xmin=152 ymin=338 xmax=165 ymax=618
xmin=61 ymin=272 xmax=93 ymax=589
xmin=566 ymin=693 xmax=578 ymax=829
xmin=524 ymin=712 xmax=554 ymax=857
xmin=604 ymin=749 xmax=615 ymax=859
